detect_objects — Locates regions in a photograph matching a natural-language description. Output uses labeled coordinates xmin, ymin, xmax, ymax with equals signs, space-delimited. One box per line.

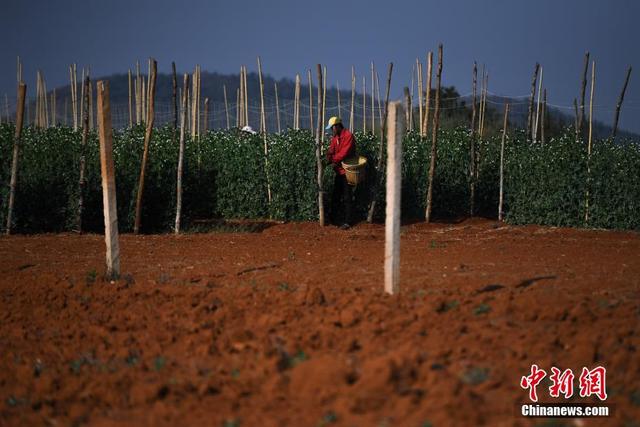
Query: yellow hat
xmin=326 ymin=116 xmax=342 ymax=130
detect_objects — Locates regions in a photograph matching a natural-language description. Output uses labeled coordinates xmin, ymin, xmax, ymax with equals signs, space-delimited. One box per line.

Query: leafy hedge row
xmin=1 ymin=123 xmax=638 ymax=233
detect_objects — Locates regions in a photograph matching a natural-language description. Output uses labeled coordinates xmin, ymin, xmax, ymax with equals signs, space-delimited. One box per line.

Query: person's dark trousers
xmin=331 ymin=173 xmax=353 ymax=225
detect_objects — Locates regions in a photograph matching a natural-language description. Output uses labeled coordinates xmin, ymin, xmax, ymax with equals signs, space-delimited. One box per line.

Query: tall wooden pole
xmin=371 ymin=62 xmax=376 ymax=135
xmin=541 ymin=89 xmax=547 ymax=144
xmin=5 ymin=83 xmax=26 ymax=235
xmin=322 ymin=66 xmax=327 ymax=141
xmin=175 ymin=74 xmax=189 ymax=234
xmin=257 ymin=56 xmax=267 ymax=133
xmin=336 ymin=82 xmax=341 ymax=119
xmin=573 ymin=98 xmax=579 ymax=141
xmin=223 ymin=84 xmax=230 ymax=129
xmin=384 ymin=101 xmax=404 ymax=295
xmin=404 ymin=87 xmax=411 ymax=130
xmin=498 ymin=104 xmax=509 ymax=221
xmin=409 ymin=64 xmax=415 ymax=131
xmin=136 ymin=61 xmax=141 ymax=125
xmin=578 ymin=52 xmax=590 ymax=139
xmin=203 ymin=97 xmax=209 ymax=132
xmin=417 ymin=58 xmax=423 ymax=137
xmin=134 ymin=59 xmax=157 ymax=234
xmin=243 ymin=66 xmax=249 ymax=127
xmin=585 ymin=60 xmax=595 ymax=224
xmin=315 ymin=64 xmax=325 ymax=226
xmin=308 ymin=69 xmax=314 ymax=130
xmin=172 ymin=62 xmax=178 ymax=131
xmin=526 ymin=63 xmax=539 ymax=140
xmin=470 ymin=62 xmax=478 ymax=217
xmin=375 ymin=72 xmax=383 ymax=133
xmin=236 ymin=88 xmax=240 ymax=128
xmin=423 ymin=51 xmax=433 ymax=137
xmin=611 ymin=66 xmax=632 ymax=140
xmin=425 ymin=44 xmax=443 ymax=223
xmin=366 ymin=63 xmax=394 ymax=223
xmin=96 ymin=81 xmax=120 ymax=280
xmin=274 ymin=82 xmax=281 ymax=133
xmin=128 ymin=69 xmax=133 ymax=127
xmin=533 ymin=66 xmax=543 ymax=142
xmin=76 ymin=76 xmax=90 ymax=232
xmin=480 ymin=72 xmax=488 ymax=138
xmin=350 ymin=66 xmax=355 ymax=130
xmin=294 ymin=74 xmax=300 ymax=130
xmin=362 ymin=76 xmax=366 ymax=133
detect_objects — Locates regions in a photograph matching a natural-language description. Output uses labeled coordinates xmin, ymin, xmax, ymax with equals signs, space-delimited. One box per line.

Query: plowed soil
xmin=1 ymin=219 xmax=639 ymax=426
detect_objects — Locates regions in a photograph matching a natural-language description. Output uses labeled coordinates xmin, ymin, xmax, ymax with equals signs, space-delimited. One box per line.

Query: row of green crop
xmin=1 ymin=123 xmax=639 ymax=233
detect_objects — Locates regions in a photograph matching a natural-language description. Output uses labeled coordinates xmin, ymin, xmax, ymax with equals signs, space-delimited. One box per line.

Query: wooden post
xmin=322 ymin=66 xmax=327 ymax=142
xmin=204 ymin=97 xmax=209 ymax=132
xmin=423 ymin=51 xmax=433 ymax=137
xmin=294 ymin=74 xmax=300 ymax=130
xmin=404 ymin=87 xmax=411 ymax=129
xmin=350 ymin=66 xmax=355 ymax=130
xmin=274 ymin=82 xmax=281 ymax=133
xmin=498 ymin=104 xmax=509 ymax=221
xmin=336 ymin=82 xmax=341 ymax=119
xmin=197 ymin=65 xmax=201 ymax=138
xmin=480 ymin=72 xmax=488 ymax=138
xmin=88 ymin=72 xmax=94 ymax=131
xmin=128 ymin=69 xmax=133 ymax=127
xmin=133 ymin=59 xmax=157 ymax=234
xmin=175 ymin=74 xmax=189 ymax=234
xmin=384 ymin=101 xmax=404 ymax=295
xmin=417 ymin=58 xmax=423 ymax=137
xmin=533 ymin=66 xmax=543 ymax=142
xmin=76 ymin=76 xmax=90 ymax=232
xmin=371 ymin=62 xmax=376 ymax=135
xmin=243 ymin=66 xmax=249 ymax=127
xmin=409 ymin=64 xmax=415 ymax=130
xmin=470 ymin=62 xmax=478 ymax=216
xmin=362 ymin=76 xmax=366 ymax=133
xmin=70 ymin=64 xmax=78 ymax=131
xmin=5 ymin=83 xmax=26 ymax=235
xmin=308 ymin=69 xmax=314 ymax=130
xmin=585 ymin=60 xmax=595 ymax=224
xmin=375 ymin=71 xmax=383 ymax=134
xmin=223 ymin=84 xmax=230 ymax=129
xmin=136 ymin=61 xmax=141 ymax=125
xmin=425 ymin=44 xmax=443 ymax=223
xmin=573 ymin=98 xmax=579 ymax=141
xmin=172 ymin=62 xmax=178 ymax=130
xmin=611 ymin=66 xmax=632 ymax=140
xmin=236 ymin=87 xmax=240 ymax=128
xmin=52 ymin=89 xmax=56 ymax=126
xmin=96 ymin=81 xmax=120 ymax=280
xmin=578 ymin=52 xmax=590 ymax=138
xmin=526 ymin=63 xmax=539 ymax=140
xmin=315 ymin=64 xmax=325 ymax=226
xmin=191 ymin=68 xmax=197 ymax=138
xmin=257 ymin=56 xmax=267 ymax=133
xmin=366 ymin=63 xmax=394 ymax=223
xmin=541 ymin=88 xmax=547 ymax=144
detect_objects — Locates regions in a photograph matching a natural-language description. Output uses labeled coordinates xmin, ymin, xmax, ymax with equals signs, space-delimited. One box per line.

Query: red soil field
xmin=1 ymin=219 xmax=638 ymax=426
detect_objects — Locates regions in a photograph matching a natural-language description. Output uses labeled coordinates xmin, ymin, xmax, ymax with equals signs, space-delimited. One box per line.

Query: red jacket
xmin=326 ymin=129 xmax=356 ymax=175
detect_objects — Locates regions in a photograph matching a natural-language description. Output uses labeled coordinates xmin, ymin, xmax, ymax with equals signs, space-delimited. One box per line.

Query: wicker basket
xmin=341 ymin=156 xmax=367 ymax=186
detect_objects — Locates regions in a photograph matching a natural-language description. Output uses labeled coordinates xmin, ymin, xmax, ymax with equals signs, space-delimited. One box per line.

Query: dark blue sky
xmin=2 ymin=0 xmax=639 ymax=132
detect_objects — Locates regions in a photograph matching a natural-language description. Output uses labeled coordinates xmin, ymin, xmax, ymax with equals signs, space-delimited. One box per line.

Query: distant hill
xmin=20 ymin=70 xmax=640 ymax=141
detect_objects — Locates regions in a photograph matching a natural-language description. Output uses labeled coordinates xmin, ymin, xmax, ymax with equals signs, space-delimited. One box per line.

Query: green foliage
xmin=0 ymin=123 xmax=639 ymax=233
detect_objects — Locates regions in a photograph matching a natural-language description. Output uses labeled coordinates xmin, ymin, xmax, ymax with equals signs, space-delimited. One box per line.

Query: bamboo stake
xmin=315 ymin=64 xmax=325 ymax=226
xmin=362 ymin=76 xmax=366 ymax=133
xmin=294 ymin=74 xmax=300 ymax=130
xmin=322 ymin=66 xmax=327 ymax=141
xmin=142 ymin=76 xmax=146 ymax=125
xmin=77 ymin=76 xmax=90 ymax=232
xmin=533 ymin=66 xmax=543 ymax=142
xmin=498 ymin=104 xmax=509 ymax=221
xmin=204 ymin=97 xmax=209 ymax=132
xmin=5 ymin=83 xmax=26 ymax=235
xmin=371 ymin=62 xmax=375 ymax=135
xmin=480 ymin=72 xmax=488 ymax=138
xmin=470 ymin=62 xmax=478 ymax=216
xmin=134 ymin=59 xmax=157 ymax=234
xmin=128 ymin=69 xmax=133 ymax=127
xmin=175 ymin=74 xmax=189 ymax=234
xmin=573 ymin=98 xmax=579 ymax=141
xmin=274 ymin=82 xmax=281 ymax=133
xmin=541 ymin=88 xmax=547 ymax=144
xmin=611 ymin=66 xmax=632 ymax=140
xmin=238 ymin=67 xmax=244 ymax=128
xmin=375 ymin=71 xmax=383 ymax=132
xmin=223 ymin=84 xmax=230 ymax=129
xmin=147 ymin=59 xmax=151 ymax=120
xmin=585 ymin=60 xmax=595 ymax=224
xmin=88 ymin=72 xmax=93 ymax=131
xmin=69 ymin=64 xmax=78 ymax=131
xmin=52 ymin=89 xmax=56 ymax=126
xmin=191 ymin=68 xmax=197 ymax=138
xmin=526 ymin=63 xmax=539 ymax=140
xmin=257 ymin=56 xmax=267 ymax=133
xmin=578 ymin=52 xmax=590 ymax=138
xmin=417 ymin=58 xmax=423 ymax=137
xmin=336 ymin=82 xmax=341 ymax=119
xmin=96 ymin=80 xmax=120 ymax=280
xmin=172 ymin=62 xmax=178 ymax=130
xmin=366 ymin=63 xmax=394 ymax=223
xmin=409 ymin=64 xmax=415 ymax=130
xmin=350 ymin=66 xmax=355 ymax=130
xmin=236 ymin=87 xmax=240 ymax=128
xmin=384 ymin=101 xmax=404 ymax=295
xmin=425 ymin=44 xmax=443 ymax=223
xmin=404 ymin=87 xmax=411 ymax=130
xmin=243 ymin=65 xmax=249 ymax=127
xmin=308 ymin=69 xmax=314 ymax=130
xmin=423 ymin=51 xmax=433 ymax=137
xmin=136 ymin=61 xmax=141 ymax=125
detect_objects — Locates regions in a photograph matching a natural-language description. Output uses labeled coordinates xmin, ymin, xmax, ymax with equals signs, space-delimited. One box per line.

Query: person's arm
xmin=331 ymin=133 xmax=355 ymax=163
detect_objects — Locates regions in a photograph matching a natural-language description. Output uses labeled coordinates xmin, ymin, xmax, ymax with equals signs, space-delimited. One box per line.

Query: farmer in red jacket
xmin=325 ymin=117 xmax=356 ymax=229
